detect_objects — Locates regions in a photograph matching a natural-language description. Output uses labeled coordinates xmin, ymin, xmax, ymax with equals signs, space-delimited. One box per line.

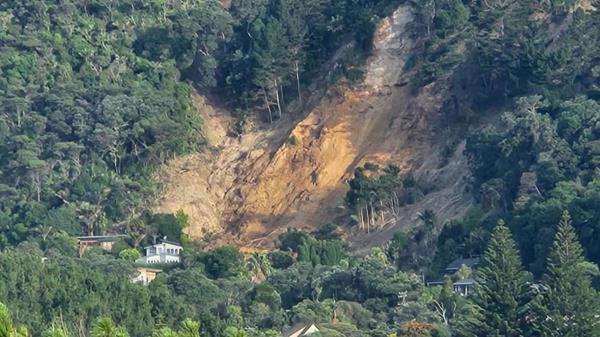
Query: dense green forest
xmin=1 ymin=0 xmax=600 ymax=337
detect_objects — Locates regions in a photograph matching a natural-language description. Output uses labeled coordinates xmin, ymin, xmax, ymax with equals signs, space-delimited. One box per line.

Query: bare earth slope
xmin=156 ymin=5 xmax=473 ymax=252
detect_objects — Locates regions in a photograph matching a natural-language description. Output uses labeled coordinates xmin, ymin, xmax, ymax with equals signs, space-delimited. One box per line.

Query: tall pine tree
xmin=528 ymin=211 xmax=600 ymax=337
xmin=457 ymin=220 xmax=531 ymax=337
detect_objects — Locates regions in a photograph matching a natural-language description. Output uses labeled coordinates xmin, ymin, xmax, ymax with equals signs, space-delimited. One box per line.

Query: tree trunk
xmin=279 ymin=80 xmax=285 ymax=112
xmin=16 ymin=106 xmax=22 ymax=127
xmin=359 ymin=207 xmax=364 ymax=231
xmin=433 ymin=300 xmax=448 ymax=325
xmin=295 ymin=61 xmax=301 ymax=103
xmin=370 ymin=203 xmax=376 ymax=233
xmin=262 ymin=86 xmax=273 ymax=123
xmin=274 ymin=79 xmax=282 ymax=119
xmin=365 ymin=205 xmax=370 ymax=233
xmin=380 ymin=201 xmax=385 ymax=228
xmin=31 ymin=172 xmax=42 ymax=202
xmin=364 ymin=206 xmax=368 ymax=231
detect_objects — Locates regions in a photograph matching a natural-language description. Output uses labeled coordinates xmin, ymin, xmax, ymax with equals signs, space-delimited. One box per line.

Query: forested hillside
xmin=0 ymin=0 xmax=397 ymax=246
xmin=403 ymin=0 xmax=600 ymax=278
xmin=1 ymin=0 xmax=600 ymax=337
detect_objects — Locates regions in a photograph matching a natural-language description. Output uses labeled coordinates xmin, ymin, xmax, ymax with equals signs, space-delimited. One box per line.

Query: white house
xmin=136 ymin=240 xmax=183 ymax=264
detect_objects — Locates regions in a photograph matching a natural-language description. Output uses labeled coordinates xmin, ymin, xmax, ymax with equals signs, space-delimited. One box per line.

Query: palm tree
xmin=178 ymin=319 xmax=200 ymax=337
xmin=44 ymin=326 xmax=69 ymax=337
xmin=35 ymin=225 xmax=53 ymax=243
xmin=151 ymin=327 xmax=178 ymax=337
xmin=0 ymin=303 xmax=14 ymax=337
xmin=0 ymin=303 xmax=28 ymax=337
xmin=90 ymin=317 xmax=128 ymax=337
xmin=246 ymin=252 xmax=273 ymax=283
xmin=223 ymin=327 xmax=247 ymax=337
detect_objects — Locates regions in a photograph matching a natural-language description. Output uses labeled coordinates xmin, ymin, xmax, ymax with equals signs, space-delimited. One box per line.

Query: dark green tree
xmin=528 ymin=211 xmax=600 ymax=337
xmin=201 ymin=246 xmax=245 ymax=279
xmin=457 ymin=221 xmax=530 ymax=337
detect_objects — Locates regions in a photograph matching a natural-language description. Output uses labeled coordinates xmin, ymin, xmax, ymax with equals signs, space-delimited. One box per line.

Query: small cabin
xmin=426 ymin=278 xmax=476 ymax=297
xmin=453 ymin=278 xmax=475 ymax=296
xmin=132 ymin=267 xmax=162 ymax=286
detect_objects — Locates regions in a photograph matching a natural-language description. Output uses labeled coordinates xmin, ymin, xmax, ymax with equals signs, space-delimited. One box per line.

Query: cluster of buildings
xmin=76 ymin=235 xmax=322 ymax=337
xmin=76 ymin=235 xmax=183 ymax=286
xmin=76 ymin=234 xmax=480 ymax=297
xmin=75 ymin=233 xmax=480 ymax=337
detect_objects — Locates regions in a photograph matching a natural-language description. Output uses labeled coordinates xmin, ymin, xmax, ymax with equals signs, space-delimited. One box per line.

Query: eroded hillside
xmin=156 ymin=4 xmax=473 ymax=251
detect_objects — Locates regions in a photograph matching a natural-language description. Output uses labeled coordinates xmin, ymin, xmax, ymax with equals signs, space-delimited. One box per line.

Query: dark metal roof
xmin=445 ymin=257 xmax=480 ymax=271
xmin=77 ymin=235 xmax=127 ymax=242
xmin=454 ymin=278 xmax=475 ymax=286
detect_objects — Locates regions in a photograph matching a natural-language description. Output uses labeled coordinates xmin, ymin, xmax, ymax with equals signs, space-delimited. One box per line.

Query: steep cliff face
xmin=156 ymin=4 xmax=473 ymax=251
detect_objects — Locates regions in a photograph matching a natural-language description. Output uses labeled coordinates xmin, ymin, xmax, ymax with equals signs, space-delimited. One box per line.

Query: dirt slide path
xmin=156 ymin=5 xmax=473 ymax=251
xmin=153 ymin=93 xmax=296 ymax=241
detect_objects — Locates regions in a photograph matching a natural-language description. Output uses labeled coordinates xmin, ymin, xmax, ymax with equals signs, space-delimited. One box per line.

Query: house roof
xmin=144 ymin=241 xmax=183 ymax=250
xmin=137 ymin=267 xmax=163 ymax=273
xmin=445 ymin=257 xmax=480 ymax=271
xmin=283 ymin=324 xmax=318 ymax=337
xmin=77 ymin=235 xmax=127 ymax=242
